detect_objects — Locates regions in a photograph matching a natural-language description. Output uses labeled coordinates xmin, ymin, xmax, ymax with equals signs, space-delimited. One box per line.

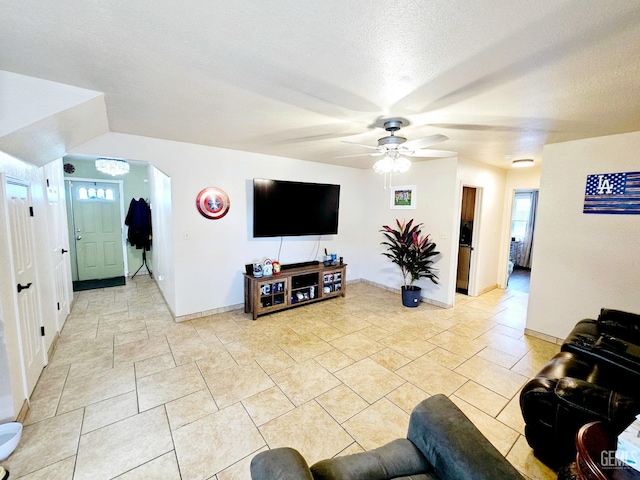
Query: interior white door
xmin=6 ymin=181 xmax=46 ymax=395
xmin=71 ymin=181 xmax=125 ymax=281
xmin=45 ymin=161 xmax=72 ymax=333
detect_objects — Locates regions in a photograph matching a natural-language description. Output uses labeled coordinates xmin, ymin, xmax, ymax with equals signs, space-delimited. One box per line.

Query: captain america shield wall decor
xmin=196 ymin=187 xmax=230 ymax=219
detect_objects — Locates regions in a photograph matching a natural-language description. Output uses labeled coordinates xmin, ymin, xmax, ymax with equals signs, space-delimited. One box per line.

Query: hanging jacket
xmin=125 ymin=198 xmax=152 ymax=250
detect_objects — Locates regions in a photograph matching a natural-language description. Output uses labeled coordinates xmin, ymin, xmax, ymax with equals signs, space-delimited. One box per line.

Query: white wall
xmin=150 ymin=165 xmax=176 ymax=314
xmin=527 ymin=132 xmax=640 ymax=339
xmin=505 ymin=166 xmax=541 ymax=191
xmin=359 ymin=158 xmax=459 ymax=307
xmin=72 ymin=133 xmax=367 ymax=317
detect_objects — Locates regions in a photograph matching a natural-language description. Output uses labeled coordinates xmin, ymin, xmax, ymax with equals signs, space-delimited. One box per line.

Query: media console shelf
xmin=244 ymin=263 xmax=346 ymax=320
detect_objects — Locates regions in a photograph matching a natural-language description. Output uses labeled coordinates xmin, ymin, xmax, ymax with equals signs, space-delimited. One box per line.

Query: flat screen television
xmin=253 ymin=179 xmax=340 ymax=237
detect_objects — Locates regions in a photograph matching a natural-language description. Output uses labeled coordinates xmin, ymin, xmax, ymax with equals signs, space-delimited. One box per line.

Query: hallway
xmin=508 ymin=268 xmax=531 ymax=294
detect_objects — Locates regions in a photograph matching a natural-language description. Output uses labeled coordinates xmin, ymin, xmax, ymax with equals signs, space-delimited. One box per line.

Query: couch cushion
xmin=310 ymin=438 xmax=433 ymax=480
xmin=597 ymin=308 xmax=640 ymax=344
xmin=407 ymin=395 xmax=523 ymax=480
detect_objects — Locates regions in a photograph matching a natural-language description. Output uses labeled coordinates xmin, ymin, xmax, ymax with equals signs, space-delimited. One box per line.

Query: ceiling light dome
xmin=512 ymin=158 xmax=535 ymax=168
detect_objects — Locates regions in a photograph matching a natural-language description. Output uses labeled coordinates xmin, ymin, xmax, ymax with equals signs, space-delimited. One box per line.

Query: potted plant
xmin=380 ymin=219 xmax=440 ymax=307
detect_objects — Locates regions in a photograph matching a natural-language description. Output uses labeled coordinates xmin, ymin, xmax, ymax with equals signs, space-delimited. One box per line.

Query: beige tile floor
xmin=4 ymin=276 xmax=561 ymax=480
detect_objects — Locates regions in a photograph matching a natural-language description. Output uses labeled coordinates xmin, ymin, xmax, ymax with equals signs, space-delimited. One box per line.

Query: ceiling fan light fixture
xmin=392 ymin=156 xmax=411 ymax=173
xmin=95 ymin=157 xmax=130 ymax=176
xmin=373 ymin=153 xmax=411 ymax=174
xmin=512 ymin=158 xmax=535 ymax=168
xmin=341 ymin=118 xmax=451 ymax=175
xmin=373 ymin=155 xmax=394 ymax=174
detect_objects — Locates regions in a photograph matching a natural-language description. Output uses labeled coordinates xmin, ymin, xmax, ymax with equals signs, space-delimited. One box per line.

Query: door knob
xmin=76 ymin=235 xmax=82 ymax=240
xmin=61 ymin=248 xmax=68 ymax=254
xmin=17 ymin=282 xmax=32 ymax=293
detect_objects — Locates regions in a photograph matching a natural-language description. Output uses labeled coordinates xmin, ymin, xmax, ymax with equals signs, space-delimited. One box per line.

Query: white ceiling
xmin=2 ymin=0 xmax=640 ymax=169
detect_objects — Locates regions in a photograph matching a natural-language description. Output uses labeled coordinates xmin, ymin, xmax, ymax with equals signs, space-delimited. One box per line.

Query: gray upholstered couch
xmin=250 ymin=394 xmax=522 ymax=480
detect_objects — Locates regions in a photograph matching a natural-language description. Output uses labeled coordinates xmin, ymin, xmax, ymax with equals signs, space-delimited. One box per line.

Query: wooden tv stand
xmin=244 ymin=263 xmax=346 ymax=320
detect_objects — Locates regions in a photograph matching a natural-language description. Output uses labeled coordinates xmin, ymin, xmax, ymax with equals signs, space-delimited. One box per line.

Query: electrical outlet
xmin=440 ymin=232 xmax=447 ymax=239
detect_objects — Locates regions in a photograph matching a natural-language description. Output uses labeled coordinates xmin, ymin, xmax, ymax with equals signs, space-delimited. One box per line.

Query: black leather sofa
xmin=520 ymin=308 xmax=640 ymax=467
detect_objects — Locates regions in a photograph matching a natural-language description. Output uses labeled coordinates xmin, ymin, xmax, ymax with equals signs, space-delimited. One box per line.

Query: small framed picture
xmin=390 ymin=185 xmax=416 ymax=209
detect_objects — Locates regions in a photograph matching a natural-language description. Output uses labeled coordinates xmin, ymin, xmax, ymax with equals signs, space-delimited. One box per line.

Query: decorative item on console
xmin=262 ymin=259 xmax=273 ymax=276
xmin=323 ymin=249 xmax=338 ymax=266
xmin=252 ymin=262 xmax=263 ymax=278
xmin=249 ymin=259 xmax=281 ymax=277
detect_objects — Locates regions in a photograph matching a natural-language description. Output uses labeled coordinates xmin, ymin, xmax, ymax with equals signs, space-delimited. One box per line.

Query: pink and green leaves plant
xmin=380 ymin=219 xmax=440 ymax=288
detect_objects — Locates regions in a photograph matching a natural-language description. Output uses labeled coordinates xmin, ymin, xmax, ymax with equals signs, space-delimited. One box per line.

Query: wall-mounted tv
xmin=253 ymin=179 xmax=340 ymax=237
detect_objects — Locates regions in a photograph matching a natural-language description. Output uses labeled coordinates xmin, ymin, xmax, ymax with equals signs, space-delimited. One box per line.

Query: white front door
xmin=70 ymin=181 xmax=125 ymax=281
xmin=6 ymin=181 xmax=46 ymax=395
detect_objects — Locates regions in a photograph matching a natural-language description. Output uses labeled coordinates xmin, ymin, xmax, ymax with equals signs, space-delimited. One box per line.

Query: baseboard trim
xmin=16 ymin=399 xmax=29 ymax=424
xmin=174 ymin=303 xmax=245 ymax=323
xmin=524 ymin=328 xmax=564 ymax=346
xmin=477 ymin=284 xmax=499 ymax=296
xmin=360 ymin=279 xmax=452 ymax=309
xmin=47 ymin=331 xmax=60 ymax=362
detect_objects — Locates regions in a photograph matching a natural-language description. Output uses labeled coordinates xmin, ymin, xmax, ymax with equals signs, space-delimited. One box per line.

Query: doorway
xmin=66 ymin=179 xmax=127 ymax=291
xmin=456 ymin=186 xmax=477 ymax=295
xmin=506 ymin=189 xmax=539 ymax=293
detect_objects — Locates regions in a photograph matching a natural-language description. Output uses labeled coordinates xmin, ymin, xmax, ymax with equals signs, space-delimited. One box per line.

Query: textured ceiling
xmin=2 ymin=0 xmax=640 ymax=169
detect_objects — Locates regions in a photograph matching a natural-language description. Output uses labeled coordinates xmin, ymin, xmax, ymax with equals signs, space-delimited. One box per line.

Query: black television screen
xmin=253 ymin=179 xmax=340 ymax=237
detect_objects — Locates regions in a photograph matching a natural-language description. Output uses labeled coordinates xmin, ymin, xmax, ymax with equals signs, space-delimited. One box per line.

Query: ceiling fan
xmin=338 ymin=118 xmax=457 ymax=174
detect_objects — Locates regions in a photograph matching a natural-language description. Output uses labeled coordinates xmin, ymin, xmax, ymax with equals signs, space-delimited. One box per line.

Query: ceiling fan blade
xmin=401 ymin=134 xmax=449 ymax=150
xmin=340 ymin=140 xmax=379 ymax=150
xmin=405 ymin=149 xmax=457 ymax=158
xmin=334 ymin=152 xmax=381 ymax=159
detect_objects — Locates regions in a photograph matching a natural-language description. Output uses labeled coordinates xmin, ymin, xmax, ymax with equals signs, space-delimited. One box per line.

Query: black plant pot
xmin=401 ymin=285 xmax=422 ymax=308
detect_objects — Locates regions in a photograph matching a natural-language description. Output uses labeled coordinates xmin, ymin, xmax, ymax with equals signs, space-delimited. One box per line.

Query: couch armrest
xmin=407 ymin=394 xmax=523 ymax=480
xmin=554 ymin=377 xmax=639 ymax=427
xmin=310 ymin=438 xmax=431 ymax=480
xmin=250 ymin=448 xmax=314 ymax=480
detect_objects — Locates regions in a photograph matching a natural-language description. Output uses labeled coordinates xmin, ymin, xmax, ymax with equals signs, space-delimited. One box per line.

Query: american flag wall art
xmin=583 ymin=172 xmax=640 ymax=214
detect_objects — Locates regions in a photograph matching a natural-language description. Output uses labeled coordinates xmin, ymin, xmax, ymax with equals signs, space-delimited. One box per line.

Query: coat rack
xmin=132 ymin=250 xmax=152 ymax=279
xmin=126 ymin=198 xmax=153 ymax=279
